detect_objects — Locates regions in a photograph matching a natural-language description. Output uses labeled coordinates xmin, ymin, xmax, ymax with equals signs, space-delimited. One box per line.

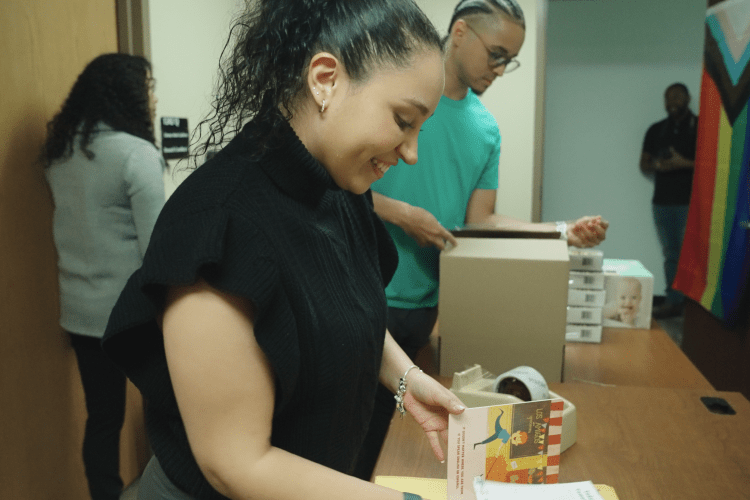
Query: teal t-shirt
xmin=372 ymin=90 xmax=501 ymax=309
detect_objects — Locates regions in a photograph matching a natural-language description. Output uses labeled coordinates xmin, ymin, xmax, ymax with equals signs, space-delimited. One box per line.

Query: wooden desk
xmin=417 ymin=323 xmax=713 ymax=390
xmin=373 ymin=383 xmax=750 ymax=499
xmin=563 ymin=325 xmax=713 ymax=390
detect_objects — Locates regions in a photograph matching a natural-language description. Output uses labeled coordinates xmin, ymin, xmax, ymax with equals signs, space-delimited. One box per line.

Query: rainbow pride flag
xmin=673 ymin=0 xmax=750 ymax=325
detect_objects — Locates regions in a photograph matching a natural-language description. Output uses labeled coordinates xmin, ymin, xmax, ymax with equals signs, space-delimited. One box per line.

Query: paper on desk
xmin=473 ymin=476 xmax=604 ymax=500
xmin=374 ymin=477 xmax=618 ymax=500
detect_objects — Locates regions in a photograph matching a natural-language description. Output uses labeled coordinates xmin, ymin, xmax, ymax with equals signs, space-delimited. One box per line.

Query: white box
xmin=450 ymin=364 xmax=577 ymax=453
xmin=566 ymin=306 xmax=602 ymax=325
xmin=567 ymin=288 xmax=606 ymax=307
xmin=568 ymin=248 xmax=603 ymax=271
xmin=568 ymin=271 xmax=605 ymax=290
xmin=566 ymin=324 xmax=603 ymax=343
xmin=601 ymin=259 xmax=654 ymax=329
xmin=439 ymin=238 xmax=569 ymax=382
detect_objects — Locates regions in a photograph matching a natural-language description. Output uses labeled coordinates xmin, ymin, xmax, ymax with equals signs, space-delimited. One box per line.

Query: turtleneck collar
xmin=240 ymin=119 xmax=340 ymax=207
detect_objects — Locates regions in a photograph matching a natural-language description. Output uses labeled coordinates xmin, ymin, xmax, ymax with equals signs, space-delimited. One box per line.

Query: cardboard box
xmin=439 ymin=237 xmax=569 ymax=382
xmin=601 ymin=259 xmax=654 ymax=329
xmin=566 ymin=306 xmax=603 ymax=325
xmin=568 ymin=270 xmax=605 ymax=290
xmin=567 ymin=288 xmax=606 ymax=307
xmin=566 ymin=324 xmax=603 ymax=343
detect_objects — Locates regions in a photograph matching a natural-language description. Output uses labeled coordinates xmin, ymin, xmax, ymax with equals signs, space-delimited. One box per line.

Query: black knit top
xmin=102 ymin=120 xmax=398 ymax=499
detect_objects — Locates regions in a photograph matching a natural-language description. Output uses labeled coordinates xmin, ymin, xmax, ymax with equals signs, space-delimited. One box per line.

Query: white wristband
xmin=555 ymin=221 xmax=568 ymax=240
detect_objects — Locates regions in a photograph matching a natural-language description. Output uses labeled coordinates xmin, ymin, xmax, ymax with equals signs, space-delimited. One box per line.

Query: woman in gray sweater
xmin=42 ymin=53 xmax=165 ymax=500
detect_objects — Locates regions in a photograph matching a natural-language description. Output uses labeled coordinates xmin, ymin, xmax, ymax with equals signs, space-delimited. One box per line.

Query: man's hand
xmin=654 ymin=147 xmax=694 ymax=172
xmin=402 ymin=205 xmax=459 ymax=250
xmin=372 ymin=191 xmax=458 ymax=250
xmin=567 ymin=215 xmax=608 ymax=248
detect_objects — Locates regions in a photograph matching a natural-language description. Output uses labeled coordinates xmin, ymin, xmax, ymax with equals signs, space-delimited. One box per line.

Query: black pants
xmin=352 ymin=306 xmax=438 ymax=480
xmin=70 ymin=333 xmax=127 ymax=500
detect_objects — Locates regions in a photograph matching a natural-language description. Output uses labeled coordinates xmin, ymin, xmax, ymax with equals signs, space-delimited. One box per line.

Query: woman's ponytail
xmin=193 ymin=0 xmax=441 ymax=165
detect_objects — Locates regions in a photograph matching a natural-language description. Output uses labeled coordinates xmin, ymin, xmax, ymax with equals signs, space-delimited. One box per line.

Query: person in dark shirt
xmin=640 ymin=83 xmax=698 ymax=318
xmin=101 ymin=1 xmax=467 ymax=499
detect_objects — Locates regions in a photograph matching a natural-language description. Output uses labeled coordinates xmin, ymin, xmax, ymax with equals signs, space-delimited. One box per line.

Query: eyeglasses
xmin=465 ymin=24 xmax=520 ymax=72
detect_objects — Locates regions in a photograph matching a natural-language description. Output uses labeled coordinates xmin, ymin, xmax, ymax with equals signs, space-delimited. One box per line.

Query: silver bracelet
xmin=394 ymin=364 xmax=422 ymax=418
xmin=555 ymin=221 xmax=568 ymax=240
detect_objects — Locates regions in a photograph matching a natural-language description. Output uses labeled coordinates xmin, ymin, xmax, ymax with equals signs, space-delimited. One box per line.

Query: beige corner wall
xmin=147 ymin=0 xmax=243 ymax=195
xmin=0 ymin=1 xmax=148 ymax=498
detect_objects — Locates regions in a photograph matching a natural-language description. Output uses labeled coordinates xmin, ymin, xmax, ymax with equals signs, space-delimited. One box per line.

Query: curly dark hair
xmin=191 ymin=0 xmax=442 ymax=165
xmin=41 ymin=53 xmax=155 ymax=167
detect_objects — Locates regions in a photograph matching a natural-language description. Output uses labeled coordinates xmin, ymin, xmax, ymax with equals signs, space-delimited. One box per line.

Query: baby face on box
xmin=614 ymin=278 xmax=642 ymax=325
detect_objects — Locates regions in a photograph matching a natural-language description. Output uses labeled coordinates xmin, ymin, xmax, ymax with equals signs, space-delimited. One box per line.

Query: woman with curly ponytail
xmin=101 ymin=1 xmax=466 ymax=499
xmin=43 ymin=53 xmax=165 ymax=500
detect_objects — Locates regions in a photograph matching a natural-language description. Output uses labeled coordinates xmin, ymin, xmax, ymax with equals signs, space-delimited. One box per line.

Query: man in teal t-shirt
xmin=371 ymin=89 xmax=501 ymax=356
xmin=353 ymin=0 xmax=609 ymax=481
xmin=372 ymin=0 xmax=608 ymax=359
xmin=373 ymin=91 xmax=501 ymax=307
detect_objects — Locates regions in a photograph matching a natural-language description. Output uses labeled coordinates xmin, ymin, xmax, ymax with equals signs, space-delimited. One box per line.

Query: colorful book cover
xmin=447 ymin=399 xmax=564 ymax=500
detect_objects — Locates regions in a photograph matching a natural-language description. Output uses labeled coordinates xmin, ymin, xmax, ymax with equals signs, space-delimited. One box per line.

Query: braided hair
xmin=192 ymin=0 xmax=442 ymax=164
xmin=445 ymin=0 xmax=525 ymax=43
xmin=42 ymin=53 xmax=154 ymax=166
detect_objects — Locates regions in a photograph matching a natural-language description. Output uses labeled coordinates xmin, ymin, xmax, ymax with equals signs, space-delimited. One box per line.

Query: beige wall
xmin=148 ymin=0 xmax=546 ymax=220
xmin=542 ymin=0 xmax=705 ymax=292
xmin=147 ymin=0 xmax=243 ymax=194
xmin=0 ymin=1 xmax=147 ymax=498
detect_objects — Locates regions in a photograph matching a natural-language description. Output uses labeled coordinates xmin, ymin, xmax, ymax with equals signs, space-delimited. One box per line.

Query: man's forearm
xmin=640 ymin=155 xmax=656 ymax=174
xmin=671 ymin=157 xmax=695 ymax=170
xmin=372 ymin=191 xmax=408 ymax=227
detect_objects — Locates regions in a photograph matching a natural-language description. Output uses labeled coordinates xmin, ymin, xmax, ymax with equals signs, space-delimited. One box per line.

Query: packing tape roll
xmin=493 ymin=366 xmax=550 ymax=401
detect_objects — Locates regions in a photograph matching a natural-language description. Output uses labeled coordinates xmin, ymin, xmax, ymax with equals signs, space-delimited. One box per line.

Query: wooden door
xmin=0 ymin=1 xmax=148 ymax=498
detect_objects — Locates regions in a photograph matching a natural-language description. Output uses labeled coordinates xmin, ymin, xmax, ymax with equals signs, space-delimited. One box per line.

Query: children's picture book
xmin=447 ymin=399 xmax=564 ymax=500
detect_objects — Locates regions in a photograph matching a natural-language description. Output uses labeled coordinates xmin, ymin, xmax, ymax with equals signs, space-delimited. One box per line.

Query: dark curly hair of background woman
xmin=41 ymin=53 xmax=155 ymax=167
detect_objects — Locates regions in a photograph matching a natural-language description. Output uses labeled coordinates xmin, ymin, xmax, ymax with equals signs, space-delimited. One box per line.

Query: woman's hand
xmin=402 ymin=371 xmax=466 ymax=462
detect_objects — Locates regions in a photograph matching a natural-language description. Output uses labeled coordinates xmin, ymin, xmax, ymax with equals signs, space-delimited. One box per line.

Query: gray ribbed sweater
xmin=46 ymin=125 xmax=165 ymax=337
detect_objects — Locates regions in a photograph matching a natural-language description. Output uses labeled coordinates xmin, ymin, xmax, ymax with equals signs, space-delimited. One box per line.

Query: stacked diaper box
xmin=566 ymin=249 xmax=605 ymax=343
xmin=601 ymin=259 xmax=654 ymax=329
